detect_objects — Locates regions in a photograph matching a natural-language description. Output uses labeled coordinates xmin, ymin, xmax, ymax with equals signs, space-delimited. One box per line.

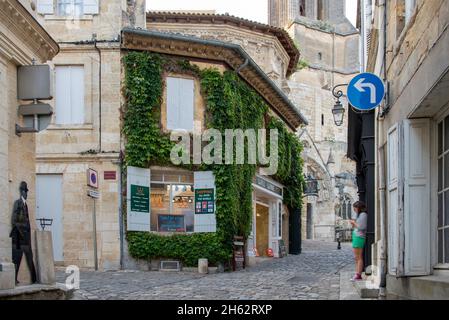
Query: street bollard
xmin=198 ymin=259 xmax=208 ymax=274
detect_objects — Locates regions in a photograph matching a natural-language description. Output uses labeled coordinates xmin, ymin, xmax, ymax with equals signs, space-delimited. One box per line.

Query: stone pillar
xmin=198 ymin=259 xmax=208 ymax=274
xmin=0 ymin=263 xmax=15 ymax=290
xmin=35 ymin=231 xmax=55 ymax=285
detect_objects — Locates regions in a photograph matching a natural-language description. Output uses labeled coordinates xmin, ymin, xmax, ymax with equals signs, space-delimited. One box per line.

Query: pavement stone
xmin=56 ymin=240 xmax=356 ymax=300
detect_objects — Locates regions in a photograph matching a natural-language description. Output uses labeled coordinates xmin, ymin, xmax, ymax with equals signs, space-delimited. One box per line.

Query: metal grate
xmin=160 ymin=261 xmax=181 ymax=271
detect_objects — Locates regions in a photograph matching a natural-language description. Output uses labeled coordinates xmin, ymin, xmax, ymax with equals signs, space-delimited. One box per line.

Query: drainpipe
xmin=94 ymin=35 xmax=102 ymax=153
xmin=236 ymin=58 xmax=249 ymax=74
xmin=377 ymin=0 xmax=388 ymax=292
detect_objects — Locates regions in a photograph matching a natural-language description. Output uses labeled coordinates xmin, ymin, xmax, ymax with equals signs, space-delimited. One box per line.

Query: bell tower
xmin=268 ymin=0 xmax=354 ymax=33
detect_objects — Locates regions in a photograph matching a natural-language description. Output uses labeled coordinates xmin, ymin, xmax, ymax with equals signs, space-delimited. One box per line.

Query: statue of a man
xmin=10 ymin=181 xmax=37 ymax=285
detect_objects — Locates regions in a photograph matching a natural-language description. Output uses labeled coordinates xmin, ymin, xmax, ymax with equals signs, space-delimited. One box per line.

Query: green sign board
xmin=195 ymin=188 xmax=215 ymax=214
xmin=130 ymin=184 xmax=150 ymax=213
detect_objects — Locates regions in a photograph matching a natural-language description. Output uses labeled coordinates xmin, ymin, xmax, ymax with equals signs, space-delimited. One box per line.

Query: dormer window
xmin=37 ymin=0 xmax=99 ymax=17
xmin=57 ymin=0 xmax=83 ymax=17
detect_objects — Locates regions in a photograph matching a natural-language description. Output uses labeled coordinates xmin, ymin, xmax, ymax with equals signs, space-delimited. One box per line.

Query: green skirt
xmin=352 ymin=230 xmax=366 ymax=249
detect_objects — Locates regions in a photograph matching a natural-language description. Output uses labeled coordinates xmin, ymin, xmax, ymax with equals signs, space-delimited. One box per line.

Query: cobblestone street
xmin=57 ymin=241 xmax=354 ymax=300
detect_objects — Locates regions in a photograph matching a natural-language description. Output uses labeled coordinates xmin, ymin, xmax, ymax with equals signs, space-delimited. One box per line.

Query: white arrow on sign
xmin=354 ymin=78 xmax=377 ymax=104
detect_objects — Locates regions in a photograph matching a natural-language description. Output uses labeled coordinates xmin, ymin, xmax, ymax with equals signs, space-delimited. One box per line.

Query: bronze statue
xmin=10 ymin=181 xmax=37 ymax=285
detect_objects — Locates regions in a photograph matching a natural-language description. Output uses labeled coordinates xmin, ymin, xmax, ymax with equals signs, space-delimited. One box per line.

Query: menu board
xmin=195 ymin=189 xmax=215 ymax=214
xmin=158 ymin=215 xmax=185 ymax=232
xmin=130 ymin=184 xmax=150 ymax=213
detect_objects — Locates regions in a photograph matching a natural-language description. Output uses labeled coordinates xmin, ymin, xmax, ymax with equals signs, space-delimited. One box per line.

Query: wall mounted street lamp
xmin=303 ymin=174 xmax=319 ymax=198
xmin=332 ymin=84 xmax=348 ymax=127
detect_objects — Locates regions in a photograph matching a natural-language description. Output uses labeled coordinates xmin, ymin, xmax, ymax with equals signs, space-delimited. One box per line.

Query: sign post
xmin=87 ymin=168 xmax=99 ymax=270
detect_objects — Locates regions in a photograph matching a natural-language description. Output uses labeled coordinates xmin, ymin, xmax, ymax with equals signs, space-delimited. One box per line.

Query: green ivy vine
xmin=123 ymin=51 xmax=304 ymax=267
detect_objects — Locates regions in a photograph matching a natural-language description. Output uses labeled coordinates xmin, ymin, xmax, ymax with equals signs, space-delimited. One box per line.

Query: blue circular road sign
xmin=347 ymin=73 xmax=385 ymax=111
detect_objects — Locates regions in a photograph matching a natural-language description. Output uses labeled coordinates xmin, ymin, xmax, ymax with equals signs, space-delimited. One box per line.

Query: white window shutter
xmin=194 ymin=171 xmax=216 ymax=233
xmin=403 ymin=119 xmax=431 ymax=276
xmin=37 ymin=0 xmax=54 ymax=15
xmin=387 ymin=119 xmax=431 ymax=277
xmin=70 ymin=66 xmax=85 ymax=124
xmin=55 ymin=66 xmax=71 ymax=125
xmin=177 ymin=78 xmax=194 ymax=131
xmin=127 ymin=166 xmax=151 ymax=232
xmin=83 ymin=0 xmax=99 ymax=15
xmin=387 ymin=123 xmax=403 ymax=276
xmin=166 ymin=77 xmax=194 ymax=131
xmin=166 ymin=77 xmax=179 ymax=130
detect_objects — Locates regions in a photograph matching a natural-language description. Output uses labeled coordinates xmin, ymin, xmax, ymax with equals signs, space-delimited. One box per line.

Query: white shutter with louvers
xmin=83 ymin=0 xmax=99 ymax=15
xmin=194 ymin=171 xmax=216 ymax=233
xmin=403 ymin=119 xmax=431 ymax=276
xmin=55 ymin=66 xmax=71 ymax=125
xmin=37 ymin=0 xmax=54 ymax=15
xmin=70 ymin=66 xmax=85 ymax=124
xmin=127 ymin=166 xmax=151 ymax=232
xmin=387 ymin=123 xmax=401 ymax=276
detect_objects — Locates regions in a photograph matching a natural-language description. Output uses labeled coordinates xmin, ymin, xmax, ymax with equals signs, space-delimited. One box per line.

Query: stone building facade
xmin=33 ymin=0 xmax=146 ymax=270
xmin=32 ymin=3 xmax=307 ymax=270
xmin=364 ymin=0 xmax=449 ymax=299
xmin=269 ymin=0 xmax=360 ymax=241
xmin=0 ymin=0 xmax=58 ymax=287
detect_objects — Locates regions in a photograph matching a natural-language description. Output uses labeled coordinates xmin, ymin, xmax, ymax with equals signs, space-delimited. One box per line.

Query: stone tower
xmin=269 ymin=0 xmax=360 ymax=241
xmin=268 ymin=0 xmax=356 ymax=34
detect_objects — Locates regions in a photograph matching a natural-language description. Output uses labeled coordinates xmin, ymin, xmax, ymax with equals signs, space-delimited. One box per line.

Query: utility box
xmin=17 ymin=65 xmax=52 ymax=100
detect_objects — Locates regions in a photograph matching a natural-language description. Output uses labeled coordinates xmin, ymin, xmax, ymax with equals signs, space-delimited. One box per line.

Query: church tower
xmin=268 ymin=0 xmax=361 ymax=243
xmin=268 ymin=0 xmax=356 ymax=34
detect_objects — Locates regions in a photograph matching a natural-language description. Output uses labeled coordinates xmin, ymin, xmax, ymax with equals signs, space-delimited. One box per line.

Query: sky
xmin=146 ymin=0 xmax=358 ymax=27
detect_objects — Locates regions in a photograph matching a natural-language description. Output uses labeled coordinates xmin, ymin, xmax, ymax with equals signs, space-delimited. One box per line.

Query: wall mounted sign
xmin=255 ymin=176 xmax=283 ymax=197
xmin=195 ymin=188 xmax=215 ymax=214
xmin=347 ymin=72 xmax=385 ymax=111
xmin=158 ymin=215 xmax=185 ymax=232
xmin=130 ymin=185 xmax=150 ymax=213
xmin=87 ymin=168 xmax=99 ymax=189
xmin=104 ymin=171 xmax=116 ymax=180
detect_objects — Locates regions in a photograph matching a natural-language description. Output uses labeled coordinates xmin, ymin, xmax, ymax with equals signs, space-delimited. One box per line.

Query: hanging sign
xmin=195 ymin=189 xmax=215 ymax=214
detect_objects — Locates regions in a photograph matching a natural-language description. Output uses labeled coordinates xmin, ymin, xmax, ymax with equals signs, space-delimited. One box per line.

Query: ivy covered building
xmin=121 ymin=28 xmax=307 ymax=268
xmin=32 ymin=2 xmax=308 ymax=271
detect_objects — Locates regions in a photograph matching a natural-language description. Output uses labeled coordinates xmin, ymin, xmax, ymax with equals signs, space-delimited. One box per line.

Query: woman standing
xmin=350 ymin=201 xmax=368 ymax=281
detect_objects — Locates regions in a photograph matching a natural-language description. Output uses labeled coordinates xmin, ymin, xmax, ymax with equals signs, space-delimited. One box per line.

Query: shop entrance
xmin=256 ymin=203 xmax=269 ymax=257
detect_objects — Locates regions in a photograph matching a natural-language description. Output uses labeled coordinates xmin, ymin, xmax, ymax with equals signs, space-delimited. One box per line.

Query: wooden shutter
xmin=387 ymin=123 xmax=402 ymax=276
xmin=70 ymin=66 xmax=84 ymax=124
xmin=37 ymin=0 xmax=54 ymax=14
xmin=166 ymin=77 xmax=194 ymax=131
xmin=403 ymin=119 xmax=431 ymax=276
xmin=127 ymin=166 xmax=151 ymax=232
xmin=83 ymin=0 xmax=99 ymax=15
xmin=387 ymin=119 xmax=431 ymax=277
xmin=55 ymin=66 xmax=84 ymax=125
xmin=55 ymin=66 xmax=71 ymax=125
xmin=194 ymin=171 xmax=216 ymax=233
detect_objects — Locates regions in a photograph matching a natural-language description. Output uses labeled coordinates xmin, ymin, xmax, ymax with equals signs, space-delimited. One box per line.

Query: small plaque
xmin=104 ymin=171 xmax=116 ymax=180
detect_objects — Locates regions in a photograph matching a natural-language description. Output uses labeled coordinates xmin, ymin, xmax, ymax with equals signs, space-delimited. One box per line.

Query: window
xmin=437 ymin=116 xmax=449 ymax=264
xmin=299 ymin=0 xmax=306 ymax=17
xmin=55 ymin=66 xmax=85 ymax=125
xmin=166 ymin=77 xmax=195 ymax=131
xmin=57 ymin=0 xmax=84 ymax=17
xmin=405 ymin=0 xmax=417 ymax=24
xmin=150 ymin=172 xmax=195 ymax=233
xmin=317 ymin=0 xmax=324 ymax=21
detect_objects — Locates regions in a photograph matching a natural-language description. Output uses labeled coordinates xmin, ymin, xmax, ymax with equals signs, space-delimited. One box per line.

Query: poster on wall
xmin=158 ymin=215 xmax=185 ymax=232
xmin=194 ymin=189 xmax=215 ymax=214
xmin=127 ymin=166 xmax=151 ymax=232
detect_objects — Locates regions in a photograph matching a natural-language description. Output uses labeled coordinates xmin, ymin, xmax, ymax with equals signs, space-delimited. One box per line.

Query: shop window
xmin=166 ymin=77 xmax=194 ymax=132
xmin=55 ymin=66 xmax=85 ymax=125
xmin=437 ymin=116 xmax=449 ymax=264
xmin=150 ymin=172 xmax=195 ymax=233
